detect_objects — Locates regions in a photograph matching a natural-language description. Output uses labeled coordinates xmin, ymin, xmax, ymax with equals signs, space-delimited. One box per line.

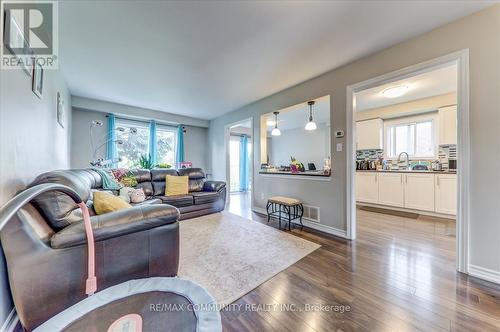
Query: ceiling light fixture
xmin=305 ymin=101 xmax=317 ymax=131
xmin=381 ymin=85 xmax=409 ymax=98
xmin=271 ymin=112 xmax=281 ymax=136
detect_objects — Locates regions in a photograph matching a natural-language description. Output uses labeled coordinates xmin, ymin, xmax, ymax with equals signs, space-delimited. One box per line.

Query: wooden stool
xmin=266 ymin=196 xmax=304 ymax=231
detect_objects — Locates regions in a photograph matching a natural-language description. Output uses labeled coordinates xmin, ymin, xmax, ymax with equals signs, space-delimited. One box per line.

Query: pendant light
xmin=271 ymin=111 xmax=281 ymax=136
xmin=305 ymin=100 xmax=317 ymax=131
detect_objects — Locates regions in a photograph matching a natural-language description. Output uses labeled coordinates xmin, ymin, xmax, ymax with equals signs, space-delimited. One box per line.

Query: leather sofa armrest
xmin=51 ymin=205 xmax=179 ymax=249
xmin=203 ymin=181 xmax=226 ymax=192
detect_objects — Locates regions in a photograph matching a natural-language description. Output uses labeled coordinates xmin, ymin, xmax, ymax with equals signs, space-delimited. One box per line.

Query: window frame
xmin=155 ymin=123 xmax=177 ymax=167
xmin=383 ymin=112 xmax=438 ymax=160
xmin=114 ymin=117 xmax=178 ymax=168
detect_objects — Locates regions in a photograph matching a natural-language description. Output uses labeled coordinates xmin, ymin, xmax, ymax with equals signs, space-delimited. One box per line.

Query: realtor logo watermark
xmin=1 ymin=1 xmax=58 ymax=70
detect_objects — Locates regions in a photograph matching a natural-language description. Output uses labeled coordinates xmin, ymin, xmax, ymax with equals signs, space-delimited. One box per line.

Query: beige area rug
xmin=178 ymin=211 xmax=320 ymax=306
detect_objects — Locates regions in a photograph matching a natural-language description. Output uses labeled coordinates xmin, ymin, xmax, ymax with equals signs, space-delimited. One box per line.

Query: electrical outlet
xmin=336 ymin=143 xmax=343 ymax=152
xmin=261 ymin=193 xmax=265 ymax=200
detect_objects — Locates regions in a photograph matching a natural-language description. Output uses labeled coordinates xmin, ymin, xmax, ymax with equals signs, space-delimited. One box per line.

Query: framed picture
xmin=179 ymin=162 xmax=192 ymax=169
xmin=32 ymin=60 xmax=43 ymax=98
xmin=3 ymin=9 xmax=32 ymax=76
xmin=56 ymin=92 xmax=64 ymax=128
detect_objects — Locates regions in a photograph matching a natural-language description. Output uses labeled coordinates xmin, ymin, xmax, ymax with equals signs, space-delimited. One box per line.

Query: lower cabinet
xmin=403 ymin=173 xmax=435 ymax=212
xmin=378 ymin=173 xmax=404 ymax=207
xmin=435 ymin=174 xmax=457 ymax=215
xmin=356 ymin=172 xmax=378 ymax=204
xmin=356 ymin=171 xmax=455 ymax=215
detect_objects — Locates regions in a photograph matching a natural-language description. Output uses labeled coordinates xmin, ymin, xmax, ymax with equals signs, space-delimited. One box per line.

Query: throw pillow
xmin=130 ymin=188 xmax=146 ymax=203
xmin=93 ymin=191 xmax=132 ymax=215
xmin=119 ymin=187 xmax=135 ymax=203
xmin=165 ymin=175 xmax=189 ymax=196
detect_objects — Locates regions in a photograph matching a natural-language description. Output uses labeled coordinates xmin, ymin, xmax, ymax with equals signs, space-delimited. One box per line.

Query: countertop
xmin=259 ymin=170 xmax=331 ymax=177
xmin=356 ymin=169 xmax=456 ymax=174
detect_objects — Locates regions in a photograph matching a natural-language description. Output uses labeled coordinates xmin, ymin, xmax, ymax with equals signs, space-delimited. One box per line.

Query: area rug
xmin=178 ymin=211 xmax=320 ymax=307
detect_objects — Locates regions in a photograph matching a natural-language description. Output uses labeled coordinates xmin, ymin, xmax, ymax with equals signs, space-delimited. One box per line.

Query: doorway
xmin=346 ymin=50 xmax=470 ymax=273
xmin=225 ymin=118 xmax=253 ymax=218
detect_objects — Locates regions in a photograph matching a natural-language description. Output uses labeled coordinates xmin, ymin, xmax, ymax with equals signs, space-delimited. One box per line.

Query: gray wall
xmin=208 ymin=5 xmax=500 ymax=273
xmin=0 ymin=68 xmax=72 ymax=325
xmin=71 ymin=108 xmax=208 ymax=171
xmin=269 ymin=123 xmax=330 ymax=168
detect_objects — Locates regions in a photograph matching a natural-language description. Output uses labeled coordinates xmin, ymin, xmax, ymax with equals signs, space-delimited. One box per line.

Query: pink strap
xmin=78 ymin=202 xmax=97 ymax=295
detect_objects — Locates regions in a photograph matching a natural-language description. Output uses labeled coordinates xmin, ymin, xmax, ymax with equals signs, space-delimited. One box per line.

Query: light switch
xmin=336 ymin=143 xmax=343 ymax=152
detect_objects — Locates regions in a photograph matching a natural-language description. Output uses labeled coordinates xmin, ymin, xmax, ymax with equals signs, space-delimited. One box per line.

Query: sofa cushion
xmin=152 ymin=182 xmax=166 ymax=196
xmin=191 ymin=192 xmax=220 ymax=205
xmin=156 ymin=195 xmax=194 ymax=207
xmin=178 ymin=168 xmax=205 ymax=192
xmin=136 ymin=182 xmax=153 ymax=196
xmin=151 ymin=169 xmax=178 ymax=182
xmin=128 ymin=169 xmax=152 ymax=183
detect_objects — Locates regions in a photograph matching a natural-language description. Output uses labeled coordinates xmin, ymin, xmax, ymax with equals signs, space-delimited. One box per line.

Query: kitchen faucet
xmin=397 ymin=152 xmax=410 ymax=170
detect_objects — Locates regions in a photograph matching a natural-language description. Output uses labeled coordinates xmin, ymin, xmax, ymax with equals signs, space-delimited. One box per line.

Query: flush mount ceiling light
xmin=381 ymin=85 xmax=410 ymax=98
xmin=271 ymin=111 xmax=281 ymax=136
xmin=305 ymin=100 xmax=317 ymax=131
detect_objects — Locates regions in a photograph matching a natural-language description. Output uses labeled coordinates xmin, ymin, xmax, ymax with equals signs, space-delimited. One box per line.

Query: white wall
xmin=269 ymin=123 xmax=330 ymax=168
xmin=208 ymin=5 xmax=500 ymax=275
xmin=71 ymin=108 xmax=208 ymax=171
xmin=0 ymin=68 xmax=72 ymax=325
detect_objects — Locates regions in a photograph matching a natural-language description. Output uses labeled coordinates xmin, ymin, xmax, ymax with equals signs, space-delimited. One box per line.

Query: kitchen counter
xmin=259 ymin=170 xmax=331 ymax=177
xmin=356 ymin=169 xmax=456 ymax=174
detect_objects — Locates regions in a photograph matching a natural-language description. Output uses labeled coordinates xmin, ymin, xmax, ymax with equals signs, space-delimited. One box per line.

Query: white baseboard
xmin=1 ymin=308 xmax=18 ymax=332
xmin=468 ymin=265 xmax=500 ymax=284
xmin=252 ymin=207 xmax=348 ymax=239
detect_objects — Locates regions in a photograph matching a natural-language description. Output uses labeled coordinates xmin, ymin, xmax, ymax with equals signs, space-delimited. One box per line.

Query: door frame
xmin=346 ymin=49 xmax=470 ymax=273
xmin=224 ymin=117 xmax=254 ymax=207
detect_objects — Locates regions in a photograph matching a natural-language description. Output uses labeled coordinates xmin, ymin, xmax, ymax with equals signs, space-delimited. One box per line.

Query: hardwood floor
xmin=223 ymin=195 xmax=500 ymax=331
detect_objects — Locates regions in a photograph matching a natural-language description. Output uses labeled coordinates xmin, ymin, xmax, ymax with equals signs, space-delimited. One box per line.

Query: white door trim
xmin=346 ymin=49 xmax=470 ymax=273
xmin=224 ymin=117 xmax=254 ymax=209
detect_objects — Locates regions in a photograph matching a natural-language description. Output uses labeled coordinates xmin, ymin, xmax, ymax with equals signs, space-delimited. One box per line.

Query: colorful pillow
xmin=165 ymin=175 xmax=189 ymax=196
xmin=119 ymin=187 xmax=135 ymax=203
xmin=130 ymin=188 xmax=146 ymax=203
xmin=93 ymin=191 xmax=132 ymax=215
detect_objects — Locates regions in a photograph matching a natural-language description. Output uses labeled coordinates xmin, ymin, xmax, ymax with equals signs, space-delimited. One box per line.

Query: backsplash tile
xmin=356 ymin=149 xmax=383 ymax=161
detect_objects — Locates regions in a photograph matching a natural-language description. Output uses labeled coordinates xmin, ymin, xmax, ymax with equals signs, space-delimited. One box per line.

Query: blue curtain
xmin=106 ymin=114 xmax=117 ymax=167
xmin=176 ymin=125 xmax=184 ymax=165
xmin=149 ymin=120 xmax=157 ymax=166
xmin=239 ymin=135 xmax=249 ymax=191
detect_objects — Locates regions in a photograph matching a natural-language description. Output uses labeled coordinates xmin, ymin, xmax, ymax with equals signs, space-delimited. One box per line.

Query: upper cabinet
xmin=356 ymin=118 xmax=383 ymax=150
xmin=438 ymin=105 xmax=457 ymax=145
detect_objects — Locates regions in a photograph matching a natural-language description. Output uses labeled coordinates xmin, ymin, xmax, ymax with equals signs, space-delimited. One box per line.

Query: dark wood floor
xmin=222 ymin=194 xmax=500 ymax=332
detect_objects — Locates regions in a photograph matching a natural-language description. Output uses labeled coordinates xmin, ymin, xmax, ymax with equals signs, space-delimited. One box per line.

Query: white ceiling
xmin=355 ymin=64 xmax=458 ymax=111
xmin=265 ymin=96 xmax=330 ymax=132
xmin=59 ymin=1 xmax=495 ymax=120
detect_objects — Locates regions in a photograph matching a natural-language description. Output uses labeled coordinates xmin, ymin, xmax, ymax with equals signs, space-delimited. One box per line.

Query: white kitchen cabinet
xmin=439 ymin=106 xmax=457 ymax=145
xmin=435 ymin=174 xmax=457 ymax=215
xmin=356 ymin=119 xmax=383 ymax=150
xmin=404 ymin=173 xmax=435 ymax=212
xmin=378 ymin=173 xmax=404 ymax=207
xmin=356 ymin=172 xmax=379 ymax=204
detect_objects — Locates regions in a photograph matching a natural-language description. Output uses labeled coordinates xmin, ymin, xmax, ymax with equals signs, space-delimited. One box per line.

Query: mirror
xmin=260 ymin=95 xmax=330 ymax=174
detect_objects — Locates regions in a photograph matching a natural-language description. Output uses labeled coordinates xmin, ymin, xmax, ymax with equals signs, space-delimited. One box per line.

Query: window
xmin=386 ymin=120 xmax=435 ymax=158
xmin=229 ymin=137 xmax=240 ymax=192
xmin=115 ymin=118 xmax=177 ymax=168
xmin=116 ymin=119 xmax=150 ymax=168
xmin=156 ymin=125 xmax=176 ymax=167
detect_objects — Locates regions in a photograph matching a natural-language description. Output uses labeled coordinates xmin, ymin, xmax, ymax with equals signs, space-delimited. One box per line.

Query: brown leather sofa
xmin=0 ymin=167 xmax=225 ymax=331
